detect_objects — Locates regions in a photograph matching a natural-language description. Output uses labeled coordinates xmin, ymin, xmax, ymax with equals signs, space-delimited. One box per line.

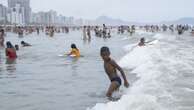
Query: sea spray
xmin=87 ymin=34 xmax=168 ymax=110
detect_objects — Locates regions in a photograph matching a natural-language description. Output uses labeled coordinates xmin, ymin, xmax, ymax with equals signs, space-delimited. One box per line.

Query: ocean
xmin=0 ymin=30 xmax=194 ymax=110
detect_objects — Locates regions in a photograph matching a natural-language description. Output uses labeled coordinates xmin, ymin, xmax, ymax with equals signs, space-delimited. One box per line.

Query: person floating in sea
xmin=67 ymin=44 xmax=80 ymax=58
xmin=100 ymin=46 xmax=129 ymax=99
xmin=5 ymin=41 xmax=17 ymax=59
xmin=138 ymin=37 xmax=146 ymax=46
xmin=138 ymin=37 xmax=155 ymax=47
xmin=138 ymin=37 xmax=158 ymax=47
xmin=21 ymin=41 xmax=32 ymax=47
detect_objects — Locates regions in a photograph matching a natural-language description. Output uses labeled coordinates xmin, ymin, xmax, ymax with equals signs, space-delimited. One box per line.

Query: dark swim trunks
xmin=111 ymin=77 xmax=122 ymax=86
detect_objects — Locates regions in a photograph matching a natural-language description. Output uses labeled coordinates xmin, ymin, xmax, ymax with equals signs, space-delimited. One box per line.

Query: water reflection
xmin=6 ymin=58 xmax=16 ymax=73
xmin=0 ymin=50 xmax=4 ymax=73
xmin=0 ymin=60 xmax=2 ymax=74
xmin=70 ymin=58 xmax=79 ymax=77
xmin=83 ymin=38 xmax=91 ymax=44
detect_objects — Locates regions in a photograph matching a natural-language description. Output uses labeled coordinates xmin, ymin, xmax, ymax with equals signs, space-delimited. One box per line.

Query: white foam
xmin=88 ymin=33 xmax=194 ymax=110
xmin=183 ymin=87 xmax=194 ymax=92
xmin=136 ymin=30 xmax=154 ymax=36
xmin=152 ymin=33 xmax=176 ymax=41
xmin=88 ymin=34 xmax=169 ymax=110
xmin=119 ymin=46 xmax=154 ymax=69
xmin=123 ymin=43 xmax=137 ymax=52
xmin=148 ymin=40 xmax=159 ymax=45
xmin=88 ymin=94 xmax=164 ymax=110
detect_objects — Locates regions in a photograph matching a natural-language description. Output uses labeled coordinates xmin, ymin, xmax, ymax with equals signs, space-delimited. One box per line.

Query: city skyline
xmin=8 ymin=0 xmax=31 ymax=24
xmin=0 ymin=0 xmax=194 ymax=23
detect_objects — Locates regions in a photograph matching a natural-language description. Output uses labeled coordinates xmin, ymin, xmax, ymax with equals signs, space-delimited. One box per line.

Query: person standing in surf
xmin=0 ymin=29 xmax=5 ymax=47
xmin=87 ymin=26 xmax=91 ymax=40
xmin=5 ymin=41 xmax=17 ymax=59
xmin=83 ymin=26 xmax=87 ymax=40
xmin=102 ymin=24 xmax=107 ymax=37
xmin=100 ymin=46 xmax=129 ymax=99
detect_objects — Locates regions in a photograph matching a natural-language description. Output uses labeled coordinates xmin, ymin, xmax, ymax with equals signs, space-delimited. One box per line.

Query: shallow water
xmin=89 ymin=31 xmax=194 ymax=110
xmin=0 ymin=30 xmax=138 ymax=110
xmin=1 ymin=30 xmax=194 ymax=110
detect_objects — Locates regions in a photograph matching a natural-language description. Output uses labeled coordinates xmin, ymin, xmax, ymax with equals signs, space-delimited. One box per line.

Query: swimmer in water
xmin=100 ymin=46 xmax=129 ymax=99
xmin=138 ymin=37 xmax=146 ymax=46
xmin=138 ymin=37 xmax=153 ymax=46
xmin=67 ymin=44 xmax=80 ymax=57
xmin=21 ymin=41 xmax=31 ymax=47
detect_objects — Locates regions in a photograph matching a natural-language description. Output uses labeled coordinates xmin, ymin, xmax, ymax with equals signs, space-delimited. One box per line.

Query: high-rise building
xmin=8 ymin=0 xmax=31 ymax=24
xmin=0 ymin=4 xmax=7 ymax=24
xmin=56 ymin=15 xmax=66 ymax=25
xmin=7 ymin=3 xmax=25 ymax=25
xmin=31 ymin=10 xmax=60 ymax=25
xmin=65 ymin=17 xmax=74 ymax=26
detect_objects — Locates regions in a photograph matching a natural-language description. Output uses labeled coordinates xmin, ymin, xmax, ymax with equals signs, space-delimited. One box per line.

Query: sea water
xmin=0 ymin=30 xmax=194 ymax=110
xmin=88 ymin=31 xmax=194 ymax=110
xmin=0 ymin=30 xmax=135 ymax=110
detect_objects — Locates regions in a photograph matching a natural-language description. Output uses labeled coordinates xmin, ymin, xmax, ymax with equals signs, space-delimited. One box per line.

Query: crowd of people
xmin=142 ymin=24 xmax=194 ymax=35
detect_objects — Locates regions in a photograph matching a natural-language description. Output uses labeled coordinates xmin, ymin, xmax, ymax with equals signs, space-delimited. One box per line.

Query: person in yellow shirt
xmin=67 ymin=44 xmax=80 ymax=57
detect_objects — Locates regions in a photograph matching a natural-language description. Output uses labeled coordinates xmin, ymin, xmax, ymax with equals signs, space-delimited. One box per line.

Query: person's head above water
xmin=0 ymin=29 xmax=4 ymax=32
xmin=0 ymin=29 xmax=4 ymax=35
xmin=138 ymin=37 xmax=146 ymax=46
xmin=6 ymin=41 xmax=14 ymax=48
xmin=71 ymin=44 xmax=77 ymax=49
xmin=140 ymin=37 xmax=145 ymax=43
xmin=100 ymin=46 xmax=111 ymax=61
xmin=21 ymin=41 xmax=25 ymax=44
xmin=15 ymin=44 xmax=19 ymax=50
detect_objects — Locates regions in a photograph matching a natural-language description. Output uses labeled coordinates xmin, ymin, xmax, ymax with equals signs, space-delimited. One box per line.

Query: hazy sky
xmin=0 ymin=0 xmax=194 ymax=22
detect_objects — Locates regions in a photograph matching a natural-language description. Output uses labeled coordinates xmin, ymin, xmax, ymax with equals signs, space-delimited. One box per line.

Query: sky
xmin=0 ymin=0 xmax=194 ymax=23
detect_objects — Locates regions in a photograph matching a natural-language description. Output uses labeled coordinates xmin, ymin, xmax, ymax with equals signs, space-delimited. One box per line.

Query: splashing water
xmin=88 ymin=33 xmax=194 ymax=110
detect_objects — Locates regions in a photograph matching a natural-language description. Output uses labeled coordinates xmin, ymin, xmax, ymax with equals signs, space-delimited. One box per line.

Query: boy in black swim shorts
xmin=100 ymin=46 xmax=129 ymax=98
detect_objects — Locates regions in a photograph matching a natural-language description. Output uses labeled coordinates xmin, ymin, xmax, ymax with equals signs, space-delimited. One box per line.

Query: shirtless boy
xmin=100 ymin=47 xmax=129 ymax=99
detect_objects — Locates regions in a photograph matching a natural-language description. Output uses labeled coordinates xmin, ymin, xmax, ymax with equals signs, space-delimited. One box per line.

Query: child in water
xmin=138 ymin=37 xmax=146 ymax=46
xmin=138 ymin=37 xmax=153 ymax=46
xmin=67 ymin=44 xmax=80 ymax=57
xmin=5 ymin=41 xmax=17 ymax=59
xmin=100 ymin=47 xmax=129 ymax=99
